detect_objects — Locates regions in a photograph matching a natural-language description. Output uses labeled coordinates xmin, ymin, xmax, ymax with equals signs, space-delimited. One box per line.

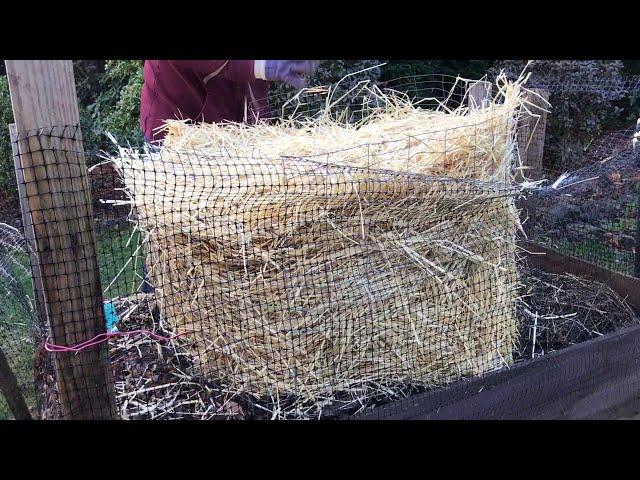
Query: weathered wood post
xmin=516 ymin=88 xmax=549 ymax=182
xmin=5 ymin=60 xmax=117 ymax=419
xmin=0 ymin=347 xmax=32 ymax=419
xmin=10 ymin=123 xmax=48 ymax=334
xmin=468 ymin=80 xmax=493 ymax=112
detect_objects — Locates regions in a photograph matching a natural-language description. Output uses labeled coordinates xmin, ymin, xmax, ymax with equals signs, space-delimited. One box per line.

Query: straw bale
xmin=113 ymin=75 xmax=528 ymax=410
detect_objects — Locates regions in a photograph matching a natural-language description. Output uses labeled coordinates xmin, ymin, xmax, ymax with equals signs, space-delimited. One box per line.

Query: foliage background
xmin=0 ymin=75 xmax=14 ymax=192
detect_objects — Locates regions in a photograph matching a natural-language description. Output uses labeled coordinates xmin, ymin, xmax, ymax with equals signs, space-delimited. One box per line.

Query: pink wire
xmin=44 ymin=329 xmax=195 ymax=353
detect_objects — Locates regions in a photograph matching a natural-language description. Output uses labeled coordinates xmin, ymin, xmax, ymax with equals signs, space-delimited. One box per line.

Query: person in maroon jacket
xmin=140 ymin=60 xmax=319 ymax=142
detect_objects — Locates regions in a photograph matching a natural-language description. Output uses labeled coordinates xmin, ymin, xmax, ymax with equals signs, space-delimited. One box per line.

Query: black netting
xmin=1 ymin=72 xmax=639 ymax=420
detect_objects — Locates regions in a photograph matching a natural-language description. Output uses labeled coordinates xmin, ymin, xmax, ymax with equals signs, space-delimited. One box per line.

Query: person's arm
xmin=169 ymin=60 xmax=320 ymax=89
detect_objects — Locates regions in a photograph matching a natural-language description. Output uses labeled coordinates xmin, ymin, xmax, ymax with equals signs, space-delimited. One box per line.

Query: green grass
xmin=96 ymin=225 xmax=143 ymax=299
xmin=0 ymin=335 xmax=37 ymax=420
xmin=0 ymin=259 xmax=38 ymax=420
xmin=536 ymin=200 xmax=638 ymax=277
xmin=601 ymin=202 xmax=638 ymax=234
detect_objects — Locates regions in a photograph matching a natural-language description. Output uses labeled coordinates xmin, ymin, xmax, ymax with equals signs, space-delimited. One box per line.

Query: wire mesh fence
xmin=1 ymin=75 xmax=527 ymax=419
xmin=527 ymin=74 xmax=640 ymax=98
xmin=521 ymin=142 xmax=638 ymax=276
xmin=0 ymin=71 xmax=638 ymax=420
xmin=264 ymin=74 xmax=474 ymax=125
xmin=518 ymin=101 xmax=639 ymax=277
xmin=0 ymin=223 xmax=38 ymax=418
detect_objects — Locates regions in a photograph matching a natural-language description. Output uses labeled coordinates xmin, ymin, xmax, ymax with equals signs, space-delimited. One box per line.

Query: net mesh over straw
xmin=108 ymin=75 xmax=526 ymax=416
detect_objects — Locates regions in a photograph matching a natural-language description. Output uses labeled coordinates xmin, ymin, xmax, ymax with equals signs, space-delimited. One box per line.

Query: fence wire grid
xmin=0 ymin=73 xmax=638 ymax=420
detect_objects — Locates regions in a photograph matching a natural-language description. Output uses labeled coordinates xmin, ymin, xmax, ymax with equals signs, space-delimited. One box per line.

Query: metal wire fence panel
xmin=528 ymin=75 xmax=640 ymax=98
xmin=263 ymin=74 xmax=474 ymax=124
xmin=505 ymin=66 xmax=640 ymax=278
xmin=531 ymin=165 xmax=637 ymax=275
xmin=521 ymin=124 xmax=639 ymax=277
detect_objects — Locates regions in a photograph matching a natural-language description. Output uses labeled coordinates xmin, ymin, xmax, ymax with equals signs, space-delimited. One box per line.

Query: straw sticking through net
xmin=111 ymin=73 xmax=532 ymax=417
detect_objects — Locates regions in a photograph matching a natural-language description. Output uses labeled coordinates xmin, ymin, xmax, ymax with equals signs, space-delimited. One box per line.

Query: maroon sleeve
xmin=168 ymin=60 xmax=255 ymax=83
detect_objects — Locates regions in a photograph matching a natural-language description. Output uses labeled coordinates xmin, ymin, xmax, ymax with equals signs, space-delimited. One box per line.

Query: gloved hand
xmin=256 ymin=60 xmax=320 ymax=89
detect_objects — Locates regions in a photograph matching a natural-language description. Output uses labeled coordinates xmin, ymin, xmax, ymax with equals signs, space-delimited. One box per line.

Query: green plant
xmin=82 ymin=60 xmax=144 ymax=149
xmin=0 ymin=246 xmax=37 ymax=420
xmin=538 ymin=236 xmax=635 ymax=276
xmin=0 ymin=75 xmax=15 ymax=193
xmin=96 ymin=225 xmax=142 ymax=299
xmin=601 ymin=202 xmax=638 ymax=233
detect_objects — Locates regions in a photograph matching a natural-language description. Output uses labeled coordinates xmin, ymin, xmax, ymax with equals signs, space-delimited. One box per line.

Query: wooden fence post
xmin=10 ymin=123 xmax=48 ymax=332
xmin=468 ymin=81 xmax=493 ymax=111
xmin=516 ymin=88 xmax=549 ymax=182
xmin=5 ymin=60 xmax=116 ymax=419
xmin=0 ymin=346 xmax=32 ymax=420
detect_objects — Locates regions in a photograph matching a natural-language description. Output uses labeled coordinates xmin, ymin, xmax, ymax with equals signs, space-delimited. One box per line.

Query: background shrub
xmin=78 ymin=60 xmax=144 ymax=149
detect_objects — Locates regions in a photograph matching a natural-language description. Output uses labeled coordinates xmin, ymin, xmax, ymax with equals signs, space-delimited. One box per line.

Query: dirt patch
xmin=515 ymin=264 xmax=639 ymax=359
xmin=523 ymin=150 xmax=638 ymax=243
xmin=108 ymin=293 xmax=255 ymax=420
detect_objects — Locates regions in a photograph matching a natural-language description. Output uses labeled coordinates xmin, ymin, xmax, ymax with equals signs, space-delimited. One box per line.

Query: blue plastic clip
xmin=104 ymin=302 xmax=119 ymax=333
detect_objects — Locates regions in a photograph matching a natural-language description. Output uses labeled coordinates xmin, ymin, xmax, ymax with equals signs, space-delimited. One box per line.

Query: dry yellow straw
xmin=113 ymin=72 xmax=529 ymax=416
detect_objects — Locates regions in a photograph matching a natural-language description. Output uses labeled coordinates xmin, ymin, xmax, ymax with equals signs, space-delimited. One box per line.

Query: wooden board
xmin=352 ymin=243 xmax=640 ymax=420
xmin=467 ymin=81 xmax=492 ymax=111
xmin=354 ymin=323 xmax=640 ymax=420
xmin=520 ymin=240 xmax=640 ymax=311
xmin=5 ymin=60 xmax=116 ymax=419
xmin=516 ymin=88 xmax=549 ymax=182
xmin=10 ymin=123 xmax=48 ymax=327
